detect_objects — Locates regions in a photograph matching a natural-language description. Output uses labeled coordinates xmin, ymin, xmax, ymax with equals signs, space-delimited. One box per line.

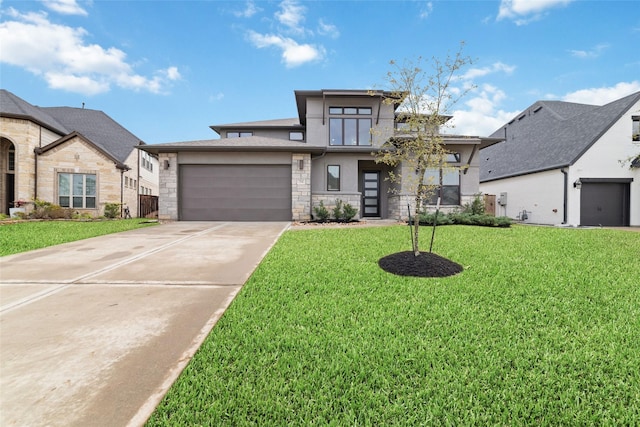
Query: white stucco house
xmin=480 ymin=91 xmax=640 ymax=227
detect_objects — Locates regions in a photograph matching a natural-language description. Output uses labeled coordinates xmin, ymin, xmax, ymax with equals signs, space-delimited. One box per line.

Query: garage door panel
xmin=580 ymin=182 xmax=630 ymax=226
xmin=180 ymin=165 xmax=292 ymax=221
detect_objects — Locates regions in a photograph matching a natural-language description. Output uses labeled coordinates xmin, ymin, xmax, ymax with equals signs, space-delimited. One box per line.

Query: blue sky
xmin=1 ymin=0 xmax=639 ymax=143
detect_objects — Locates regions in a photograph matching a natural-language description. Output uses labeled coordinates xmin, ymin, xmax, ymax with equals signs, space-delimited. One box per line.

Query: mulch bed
xmin=378 ymin=251 xmax=463 ymax=278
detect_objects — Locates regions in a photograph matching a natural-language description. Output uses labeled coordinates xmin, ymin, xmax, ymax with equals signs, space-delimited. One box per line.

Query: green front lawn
xmin=0 ymin=219 xmax=157 ymax=256
xmin=148 ymin=224 xmax=640 ymax=426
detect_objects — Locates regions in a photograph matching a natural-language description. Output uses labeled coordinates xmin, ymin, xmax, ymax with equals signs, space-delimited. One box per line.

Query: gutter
xmin=561 ymin=168 xmax=568 ymax=224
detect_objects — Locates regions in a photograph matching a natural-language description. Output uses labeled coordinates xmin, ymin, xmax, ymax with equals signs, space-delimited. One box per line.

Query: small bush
xmin=462 ymin=193 xmax=485 ymax=215
xmin=30 ymin=198 xmax=72 ymax=219
xmin=104 ymin=203 xmax=121 ymax=219
xmin=342 ymin=203 xmax=358 ymax=222
xmin=332 ymin=199 xmax=343 ymax=221
xmin=313 ymin=201 xmax=330 ymax=222
xmin=418 ymin=211 xmax=511 ymax=227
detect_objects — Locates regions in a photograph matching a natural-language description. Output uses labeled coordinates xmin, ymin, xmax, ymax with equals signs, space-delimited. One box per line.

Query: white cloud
xmin=446 ymin=84 xmax=519 ymax=136
xmin=0 ymin=9 xmax=180 ymax=95
xmin=420 ymin=2 xmax=433 ymax=19
xmin=497 ymin=0 xmax=573 ymax=25
xmin=233 ymin=1 xmax=260 ymax=18
xmin=569 ymin=43 xmax=610 ymax=59
xmin=462 ymin=62 xmax=516 ymax=80
xmin=561 ymin=81 xmax=640 ymax=105
xmin=317 ymin=19 xmax=339 ymax=38
xmin=275 ymin=0 xmax=306 ymax=34
xmin=41 ymin=0 xmax=88 ymax=16
xmin=247 ymin=31 xmax=324 ymax=67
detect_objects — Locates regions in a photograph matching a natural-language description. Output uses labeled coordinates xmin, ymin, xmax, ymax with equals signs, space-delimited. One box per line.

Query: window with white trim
xmin=633 ymin=116 xmax=639 ymax=142
xmin=58 ymin=173 xmax=96 ymax=208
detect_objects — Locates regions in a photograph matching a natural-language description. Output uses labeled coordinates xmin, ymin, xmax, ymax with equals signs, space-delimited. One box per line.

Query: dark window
xmin=633 ymin=116 xmax=639 ymax=141
xmin=227 ymin=131 xmax=253 ymax=138
xmin=423 ymin=168 xmax=460 ymax=205
xmin=329 ymin=118 xmax=372 ymax=146
xmin=327 ymin=165 xmax=340 ymax=191
xmin=290 ymin=131 xmax=304 ymax=141
xmin=8 ymin=149 xmax=15 ymax=171
xmin=59 ymin=173 xmax=96 ymax=208
xmin=329 ymin=107 xmax=373 ymax=146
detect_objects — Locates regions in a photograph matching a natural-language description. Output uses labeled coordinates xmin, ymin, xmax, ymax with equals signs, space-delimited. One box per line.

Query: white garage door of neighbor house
xmin=179 ymin=164 xmax=292 ymax=221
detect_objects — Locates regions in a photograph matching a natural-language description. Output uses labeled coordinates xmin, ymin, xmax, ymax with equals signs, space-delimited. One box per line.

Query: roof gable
xmin=481 ymin=91 xmax=640 ymax=182
xmin=0 ymin=89 xmax=68 ymax=134
xmin=42 ymin=106 xmax=142 ymax=164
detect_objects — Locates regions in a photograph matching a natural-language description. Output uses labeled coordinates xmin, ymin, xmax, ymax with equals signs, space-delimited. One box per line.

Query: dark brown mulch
xmin=378 ymin=251 xmax=463 ymax=278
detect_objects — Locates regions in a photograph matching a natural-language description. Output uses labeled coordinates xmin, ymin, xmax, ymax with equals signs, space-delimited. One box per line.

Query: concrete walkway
xmin=0 ymin=221 xmax=289 ymax=427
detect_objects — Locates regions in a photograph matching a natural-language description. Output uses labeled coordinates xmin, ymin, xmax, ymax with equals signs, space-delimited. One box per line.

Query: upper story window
xmin=329 ymin=107 xmax=372 ymax=146
xmin=633 ymin=116 xmax=639 ymax=142
xmin=141 ymin=151 xmax=154 ymax=172
xmin=8 ymin=148 xmax=15 ymax=171
xmin=290 ymin=131 xmax=304 ymax=141
xmin=227 ymin=131 xmax=253 ymax=138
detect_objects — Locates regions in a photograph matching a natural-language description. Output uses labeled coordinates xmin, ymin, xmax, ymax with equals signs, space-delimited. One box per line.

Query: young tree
xmin=374 ymin=43 xmax=475 ymax=256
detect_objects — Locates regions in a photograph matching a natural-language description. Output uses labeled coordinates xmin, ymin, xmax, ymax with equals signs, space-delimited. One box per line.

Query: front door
xmin=362 ymin=171 xmax=380 ymax=217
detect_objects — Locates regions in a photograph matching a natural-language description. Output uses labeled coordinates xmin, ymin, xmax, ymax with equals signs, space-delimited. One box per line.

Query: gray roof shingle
xmin=43 ymin=107 xmax=142 ymax=163
xmin=1 ymin=90 xmax=143 ymax=164
xmin=480 ymin=91 xmax=640 ymax=182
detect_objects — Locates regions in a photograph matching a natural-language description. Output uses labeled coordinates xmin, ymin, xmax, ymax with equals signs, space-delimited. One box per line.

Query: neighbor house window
xmin=329 ymin=107 xmax=372 ymax=146
xmin=227 ymin=131 xmax=253 ymax=138
xmin=327 ymin=165 xmax=340 ymax=191
xmin=290 ymin=131 xmax=304 ymax=141
xmin=423 ymin=168 xmax=460 ymax=205
xmin=58 ymin=173 xmax=96 ymax=208
xmin=141 ymin=151 xmax=154 ymax=171
xmin=8 ymin=149 xmax=15 ymax=171
xmin=633 ymin=116 xmax=639 ymax=142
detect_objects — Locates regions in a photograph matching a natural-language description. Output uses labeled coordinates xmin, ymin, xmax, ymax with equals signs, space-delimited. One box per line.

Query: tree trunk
xmin=413 ymin=196 xmax=421 ymax=256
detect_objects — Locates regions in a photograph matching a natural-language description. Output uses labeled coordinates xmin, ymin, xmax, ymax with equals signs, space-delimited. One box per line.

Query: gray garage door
xmin=580 ymin=181 xmax=630 ymax=226
xmin=180 ymin=164 xmax=292 ymax=221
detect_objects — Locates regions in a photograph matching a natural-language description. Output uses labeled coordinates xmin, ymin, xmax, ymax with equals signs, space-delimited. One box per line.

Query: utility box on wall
xmin=497 ymin=192 xmax=507 ymax=206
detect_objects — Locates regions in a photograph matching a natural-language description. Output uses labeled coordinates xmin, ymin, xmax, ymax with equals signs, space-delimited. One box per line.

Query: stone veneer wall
xmin=291 ymin=153 xmax=311 ymax=221
xmin=388 ymin=193 xmax=475 ymax=221
xmin=158 ymin=152 xmax=178 ymax=220
xmin=311 ymin=193 xmax=361 ymax=220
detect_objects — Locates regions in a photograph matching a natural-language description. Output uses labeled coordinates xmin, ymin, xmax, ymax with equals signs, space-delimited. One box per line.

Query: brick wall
xmin=291 ymin=153 xmax=311 ymax=221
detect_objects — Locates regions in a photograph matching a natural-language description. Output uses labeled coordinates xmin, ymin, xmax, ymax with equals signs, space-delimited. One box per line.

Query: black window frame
xmin=327 ymin=165 xmax=340 ymax=191
xmin=227 ymin=131 xmax=253 ymax=138
xmin=328 ymin=107 xmax=373 ymax=146
xmin=423 ymin=167 xmax=460 ymax=206
xmin=289 ymin=131 xmax=305 ymax=141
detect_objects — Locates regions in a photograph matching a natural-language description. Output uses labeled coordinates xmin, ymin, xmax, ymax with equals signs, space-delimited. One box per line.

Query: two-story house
xmin=0 ymin=89 xmax=159 ymax=218
xmin=480 ymin=91 xmax=640 ymax=227
xmin=140 ymin=89 xmax=500 ymax=221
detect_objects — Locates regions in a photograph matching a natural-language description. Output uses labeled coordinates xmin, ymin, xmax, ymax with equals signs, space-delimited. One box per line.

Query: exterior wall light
xmin=573 ymin=179 xmax=582 ymax=189
xmin=164 ymin=160 xmax=170 ymax=170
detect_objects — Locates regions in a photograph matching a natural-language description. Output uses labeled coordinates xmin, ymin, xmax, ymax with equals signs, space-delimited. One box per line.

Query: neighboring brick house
xmin=480 ymin=91 xmax=640 ymax=227
xmin=140 ymin=89 xmax=500 ymax=221
xmin=0 ymin=89 xmax=158 ymax=217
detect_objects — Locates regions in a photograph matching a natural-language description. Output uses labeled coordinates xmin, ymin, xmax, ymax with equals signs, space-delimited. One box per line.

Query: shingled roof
xmin=480 ymin=91 xmax=640 ymax=182
xmin=1 ymin=89 xmax=143 ymax=165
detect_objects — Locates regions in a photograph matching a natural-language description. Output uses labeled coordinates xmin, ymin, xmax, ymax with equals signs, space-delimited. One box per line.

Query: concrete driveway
xmin=0 ymin=221 xmax=289 ymax=427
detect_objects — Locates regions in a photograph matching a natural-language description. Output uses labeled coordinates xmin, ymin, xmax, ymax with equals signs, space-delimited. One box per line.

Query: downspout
xmin=561 ymin=168 xmax=568 ymax=224
xmin=120 ymin=167 xmax=125 ymax=218
xmin=137 ymin=146 xmax=141 ymax=217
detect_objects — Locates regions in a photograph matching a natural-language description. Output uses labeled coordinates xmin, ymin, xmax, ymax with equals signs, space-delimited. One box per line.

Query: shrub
xmin=463 ymin=193 xmax=485 ymax=215
xmin=342 ymin=203 xmax=358 ymax=222
xmin=332 ymin=199 xmax=343 ymax=221
xmin=313 ymin=201 xmax=330 ymax=222
xmin=417 ymin=212 xmax=511 ymax=227
xmin=104 ymin=203 xmax=121 ymax=219
xmin=30 ymin=198 xmax=72 ymax=219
